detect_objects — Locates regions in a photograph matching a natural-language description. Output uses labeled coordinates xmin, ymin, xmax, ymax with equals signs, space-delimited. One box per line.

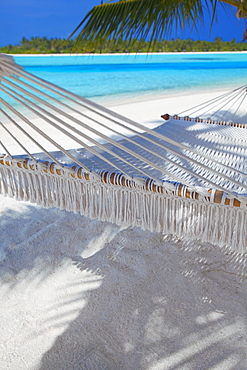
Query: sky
xmin=0 ymin=0 xmax=246 ymax=47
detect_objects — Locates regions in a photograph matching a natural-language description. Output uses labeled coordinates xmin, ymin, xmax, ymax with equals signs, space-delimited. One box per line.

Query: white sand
xmin=1 ymin=90 xmax=247 ymax=370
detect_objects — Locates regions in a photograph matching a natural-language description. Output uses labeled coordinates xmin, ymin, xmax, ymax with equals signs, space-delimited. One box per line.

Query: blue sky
xmin=0 ymin=0 xmax=245 ymax=47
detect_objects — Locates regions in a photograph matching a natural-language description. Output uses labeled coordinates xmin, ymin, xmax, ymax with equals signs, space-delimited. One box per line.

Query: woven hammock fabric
xmin=0 ymin=54 xmax=246 ymax=251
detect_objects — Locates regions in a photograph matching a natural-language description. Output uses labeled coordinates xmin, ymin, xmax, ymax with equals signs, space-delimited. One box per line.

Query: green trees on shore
xmin=1 ymin=36 xmax=247 ymax=54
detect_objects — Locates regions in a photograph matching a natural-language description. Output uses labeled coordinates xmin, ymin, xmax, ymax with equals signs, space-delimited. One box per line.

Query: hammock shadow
xmin=1 ymin=196 xmax=247 ymax=368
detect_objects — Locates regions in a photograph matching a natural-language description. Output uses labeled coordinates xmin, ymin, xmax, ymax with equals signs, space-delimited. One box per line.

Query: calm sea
xmin=12 ymin=53 xmax=247 ymax=103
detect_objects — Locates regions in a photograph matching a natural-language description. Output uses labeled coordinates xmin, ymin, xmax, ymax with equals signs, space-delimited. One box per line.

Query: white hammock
xmin=0 ymin=54 xmax=246 ymax=251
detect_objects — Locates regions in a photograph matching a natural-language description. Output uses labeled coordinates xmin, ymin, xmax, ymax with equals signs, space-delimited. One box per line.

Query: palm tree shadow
xmin=38 ymin=228 xmax=247 ymax=369
xmin=0 ymin=195 xmax=121 ymax=289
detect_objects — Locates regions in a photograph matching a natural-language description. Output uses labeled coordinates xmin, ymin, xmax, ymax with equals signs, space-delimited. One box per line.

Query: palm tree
xmin=69 ymin=0 xmax=247 ymax=49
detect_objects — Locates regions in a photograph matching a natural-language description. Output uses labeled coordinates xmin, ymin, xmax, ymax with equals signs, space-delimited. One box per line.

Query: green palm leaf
xmin=69 ymin=0 xmax=247 ymax=49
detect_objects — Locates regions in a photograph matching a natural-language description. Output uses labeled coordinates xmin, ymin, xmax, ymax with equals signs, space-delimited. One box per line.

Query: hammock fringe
xmin=0 ymin=164 xmax=246 ymax=252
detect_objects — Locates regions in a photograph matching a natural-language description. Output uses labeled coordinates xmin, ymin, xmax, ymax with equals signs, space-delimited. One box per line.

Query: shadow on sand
xmin=0 ymin=195 xmax=247 ymax=369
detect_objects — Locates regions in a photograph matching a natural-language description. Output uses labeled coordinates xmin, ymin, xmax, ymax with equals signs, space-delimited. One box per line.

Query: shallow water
xmin=13 ymin=53 xmax=247 ymax=103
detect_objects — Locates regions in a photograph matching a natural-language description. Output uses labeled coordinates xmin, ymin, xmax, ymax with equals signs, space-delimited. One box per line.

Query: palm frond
xmin=69 ymin=0 xmax=247 ymax=50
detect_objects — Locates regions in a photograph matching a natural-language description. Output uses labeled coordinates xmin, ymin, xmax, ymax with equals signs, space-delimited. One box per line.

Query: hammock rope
xmin=1 ymin=57 xmax=245 ymax=180
xmin=178 ymin=84 xmax=247 ymax=123
xmin=1 ymin=86 xmax=188 ymax=184
xmin=1 ymin=73 xmax=245 ymax=191
xmin=0 ymin=54 xmax=246 ymax=251
xmin=4 ymin=86 xmax=246 ymax=191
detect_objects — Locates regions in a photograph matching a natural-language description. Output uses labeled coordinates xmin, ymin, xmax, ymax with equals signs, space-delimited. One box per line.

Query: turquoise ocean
xmin=11 ymin=53 xmax=247 ymax=103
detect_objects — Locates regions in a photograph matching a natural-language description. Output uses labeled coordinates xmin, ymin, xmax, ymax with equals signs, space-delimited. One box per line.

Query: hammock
xmin=0 ymin=53 xmax=246 ymax=251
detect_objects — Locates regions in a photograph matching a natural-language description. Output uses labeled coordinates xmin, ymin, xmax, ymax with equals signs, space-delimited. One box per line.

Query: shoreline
xmin=10 ymin=51 xmax=247 ymax=56
xmin=97 ymin=84 xmax=235 ymax=108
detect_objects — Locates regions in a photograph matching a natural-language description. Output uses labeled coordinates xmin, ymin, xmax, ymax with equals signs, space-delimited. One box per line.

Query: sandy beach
xmin=1 ymin=89 xmax=247 ymax=369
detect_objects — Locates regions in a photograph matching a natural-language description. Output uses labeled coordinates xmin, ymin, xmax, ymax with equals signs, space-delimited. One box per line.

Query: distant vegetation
xmin=1 ymin=36 xmax=247 ymax=54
